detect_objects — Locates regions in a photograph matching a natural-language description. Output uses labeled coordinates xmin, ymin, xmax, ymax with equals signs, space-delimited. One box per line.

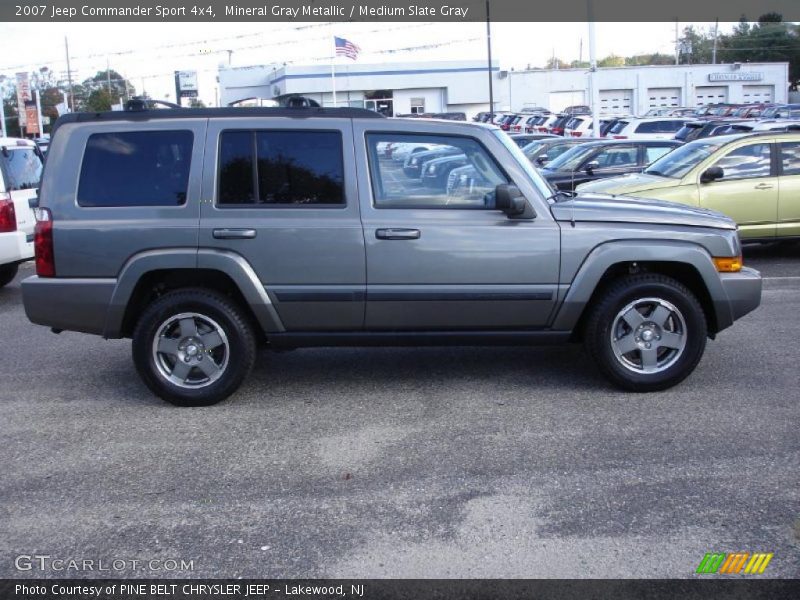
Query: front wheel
xmin=585 ymin=274 xmax=708 ymax=392
xmin=132 ymin=288 xmax=257 ymax=406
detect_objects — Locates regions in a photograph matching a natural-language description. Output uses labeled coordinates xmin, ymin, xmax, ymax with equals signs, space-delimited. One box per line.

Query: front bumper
xmin=719 ymin=266 xmax=762 ymax=325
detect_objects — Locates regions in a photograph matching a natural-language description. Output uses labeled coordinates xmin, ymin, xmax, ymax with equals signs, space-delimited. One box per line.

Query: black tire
xmin=584 ymin=274 xmax=707 ymax=392
xmin=132 ymin=288 xmax=257 ymax=406
xmin=0 ymin=263 xmax=19 ymax=288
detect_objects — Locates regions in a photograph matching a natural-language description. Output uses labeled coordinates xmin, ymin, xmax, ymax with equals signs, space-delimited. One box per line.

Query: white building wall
xmin=509 ymin=63 xmax=788 ymax=115
xmin=392 ymin=88 xmax=445 ymax=114
xmin=218 ymin=60 xmax=509 ymax=114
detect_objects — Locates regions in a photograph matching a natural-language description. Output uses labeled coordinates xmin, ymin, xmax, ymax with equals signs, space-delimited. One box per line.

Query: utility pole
xmin=588 ymin=1 xmax=600 ymax=138
xmin=35 ymin=88 xmax=43 ymax=137
xmin=64 ymin=36 xmax=74 ymax=111
xmin=674 ymin=20 xmax=680 ymax=65
xmin=106 ymin=56 xmax=112 ymax=94
xmin=485 ymin=0 xmax=494 ymax=121
xmin=712 ymin=19 xmax=719 ymax=64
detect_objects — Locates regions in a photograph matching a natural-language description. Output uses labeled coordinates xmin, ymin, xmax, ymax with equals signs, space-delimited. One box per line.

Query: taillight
xmin=571 ymin=131 xmax=582 ymax=137
xmin=33 ymin=207 xmax=55 ymax=277
xmin=612 ymin=135 xmax=628 ymax=139
xmin=0 ymin=194 xmax=16 ymax=233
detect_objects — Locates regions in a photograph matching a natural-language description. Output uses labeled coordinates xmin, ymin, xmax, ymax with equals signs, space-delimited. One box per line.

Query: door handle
xmin=376 ymin=228 xmax=421 ymax=240
xmin=754 ymin=183 xmax=773 ymax=190
xmin=213 ymin=228 xmax=257 ymax=239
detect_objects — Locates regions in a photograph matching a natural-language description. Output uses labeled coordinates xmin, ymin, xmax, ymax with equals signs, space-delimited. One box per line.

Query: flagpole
xmin=331 ymin=36 xmax=337 ymax=107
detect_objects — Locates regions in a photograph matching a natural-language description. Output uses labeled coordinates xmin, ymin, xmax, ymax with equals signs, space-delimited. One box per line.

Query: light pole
xmin=486 ymin=0 xmax=494 ymax=121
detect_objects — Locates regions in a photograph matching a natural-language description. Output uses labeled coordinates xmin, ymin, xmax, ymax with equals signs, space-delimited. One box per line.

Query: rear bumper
xmin=22 ymin=276 xmax=116 ymax=336
xmin=0 ymin=230 xmax=33 ymax=266
xmin=717 ymin=266 xmax=762 ymax=328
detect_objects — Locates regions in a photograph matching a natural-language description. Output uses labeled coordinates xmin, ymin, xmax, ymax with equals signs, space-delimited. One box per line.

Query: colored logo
xmin=696 ymin=552 xmax=773 ymax=574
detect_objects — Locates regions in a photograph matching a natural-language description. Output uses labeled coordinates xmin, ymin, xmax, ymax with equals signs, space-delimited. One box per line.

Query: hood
xmin=550 ymin=193 xmax=736 ymax=230
xmin=575 ymin=172 xmax=678 ymax=194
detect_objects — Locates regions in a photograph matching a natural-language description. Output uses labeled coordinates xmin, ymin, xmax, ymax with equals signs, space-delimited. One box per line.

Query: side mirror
xmin=584 ymin=160 xmax=600 ymax=174
xmin=700 ymin=166 xmax=724 ymax=184
xmin=495 ymin=184 xmax=536 ymax=220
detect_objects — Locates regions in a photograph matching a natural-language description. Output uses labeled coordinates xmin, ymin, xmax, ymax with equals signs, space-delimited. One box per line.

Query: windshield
xmin=542 ymin=144 xmax=596 ymax=172
xmin=644 ymin=139 xmax=724 ymax=179
xmin=493 ymin=130 xmax=554 ymax=198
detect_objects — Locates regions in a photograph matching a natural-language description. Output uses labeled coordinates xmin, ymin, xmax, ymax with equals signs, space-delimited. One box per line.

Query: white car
xmin=563 ymin=115 xmax=594 ymax=138
xmin=0 ymin=137 xmax=43 ymax=287
xmin=604 ymin=117 xmax=692 ymax=140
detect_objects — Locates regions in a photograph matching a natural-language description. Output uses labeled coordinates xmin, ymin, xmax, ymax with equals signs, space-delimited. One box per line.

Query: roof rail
xmin=51 ymin=104 xmax=384 ymax=137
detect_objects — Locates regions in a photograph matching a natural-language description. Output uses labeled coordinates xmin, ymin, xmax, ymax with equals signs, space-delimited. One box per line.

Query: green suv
xmin=577 ymin=132 xmax=800 ymax=241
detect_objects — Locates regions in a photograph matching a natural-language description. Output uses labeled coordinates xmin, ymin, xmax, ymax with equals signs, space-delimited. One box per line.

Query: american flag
xmin=334 ymin=36 xmax=360 ymax=60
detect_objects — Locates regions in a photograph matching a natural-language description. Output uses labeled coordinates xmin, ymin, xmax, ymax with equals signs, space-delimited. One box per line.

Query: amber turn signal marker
xmin=713 ymin=256 xmax=743 ymax=273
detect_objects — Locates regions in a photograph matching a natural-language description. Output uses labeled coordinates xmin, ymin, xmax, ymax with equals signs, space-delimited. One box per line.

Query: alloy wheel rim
xmin=152 ymin=312 xmax=229 ymax=389
xmin=610 ymin=297 xmax=687 ymax=374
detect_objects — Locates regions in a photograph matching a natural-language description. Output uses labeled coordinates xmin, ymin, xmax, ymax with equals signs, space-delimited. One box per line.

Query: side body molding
xmin=103 ymin=248 xmax=285 ymax=338
xmin=550 ymin=240 xmax=734 ymax=333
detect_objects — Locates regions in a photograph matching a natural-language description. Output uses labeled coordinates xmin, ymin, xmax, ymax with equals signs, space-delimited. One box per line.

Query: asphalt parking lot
xmin=1 ymin=245 xmax=799 ymax=579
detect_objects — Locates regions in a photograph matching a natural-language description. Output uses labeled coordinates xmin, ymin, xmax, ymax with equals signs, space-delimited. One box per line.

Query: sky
xmin=0 ymin=21 xmax=725 ymax=106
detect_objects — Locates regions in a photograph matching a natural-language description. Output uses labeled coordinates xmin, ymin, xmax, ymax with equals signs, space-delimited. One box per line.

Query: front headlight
xmin=427 ymin=164 xmax=437 ymax=174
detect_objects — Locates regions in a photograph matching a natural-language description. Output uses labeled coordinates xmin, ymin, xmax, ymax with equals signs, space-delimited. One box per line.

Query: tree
xmin=598 ymin=54 xmax=625 ymax=67
xmin=545 ymin=56 xmax=571 ymax=70
xmin=85 ymin=88 xmax=114 ymax=112
xmin=188 ymin=97 xmax=207 ymax=108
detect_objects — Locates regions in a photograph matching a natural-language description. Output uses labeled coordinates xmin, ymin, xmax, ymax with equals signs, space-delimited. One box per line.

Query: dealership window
xmin=217 ymin=130 xmax=345 ymax=206
xmin=78 ymin=130 xmax=193 ymax=207
xmin=410 ymin=98 xmax=425 ymax=114
xmin=712 ymin=143 xmax=773 ymax=180
xmin=366 ymin=134 xmax=507 ymax=209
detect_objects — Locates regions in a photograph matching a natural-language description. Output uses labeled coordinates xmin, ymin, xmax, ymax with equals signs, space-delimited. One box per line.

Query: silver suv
xmin=22 ymin=106 xmax=762 ymax=405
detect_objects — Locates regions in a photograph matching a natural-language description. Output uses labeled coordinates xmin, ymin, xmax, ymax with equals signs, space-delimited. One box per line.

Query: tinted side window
xmin=0 ymin=147 xmax=42 ymax=191
xmin=591 ymin=146 xmax=638 ymax=168
xmin=608 ymin=120 xmax=629 ymax=134
xmin=781 ymin=141 xmax=800 ymax=176
xmin=634 ymin=121 xmax=658 ymax=134
xmin=218 ymin=130 xmax=345 ymax=206
xmin=713 ymin=143 xmax=772 ymax=180
xmin=78 ymin=131 xmax=192 ymax=207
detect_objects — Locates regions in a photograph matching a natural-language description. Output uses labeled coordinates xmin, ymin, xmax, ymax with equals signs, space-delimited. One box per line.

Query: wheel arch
xmin=552 ymin=240 xmax=733 ymax=338
xmin=104 ymin=249 xmax=284 ymax=338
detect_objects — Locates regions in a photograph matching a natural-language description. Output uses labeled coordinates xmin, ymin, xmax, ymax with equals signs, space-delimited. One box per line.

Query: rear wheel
xmin=132 ymin=288 xmax=257 ymax=406
xmin=585 ymin=274 xmax=707 ymax=392
xmin=0 ymin=263 xmax=19 ymax=288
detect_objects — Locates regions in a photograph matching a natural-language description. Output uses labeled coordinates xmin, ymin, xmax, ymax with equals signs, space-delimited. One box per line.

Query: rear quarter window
xmin=0 ymin=147 xmax=43 ymax=191
xmin=77 ymin=130 xmax=193 ymax=207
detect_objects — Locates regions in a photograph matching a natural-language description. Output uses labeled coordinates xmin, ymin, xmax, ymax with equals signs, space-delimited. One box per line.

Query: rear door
xmin=199 ymin=118 xmax=365 ymax=331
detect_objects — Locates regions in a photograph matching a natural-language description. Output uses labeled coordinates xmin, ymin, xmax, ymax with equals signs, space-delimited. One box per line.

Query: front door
xmin=199 ymin=118 xmax=365 ymax=331
xmin=354 ymin=127 xmax=560 ymax=331
xmin=698 ymin=140 xmax=778 ymax=240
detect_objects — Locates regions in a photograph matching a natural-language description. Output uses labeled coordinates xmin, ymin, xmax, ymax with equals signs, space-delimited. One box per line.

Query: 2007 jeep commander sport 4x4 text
xmin=22 ymin=106 xmax=762 ymax=405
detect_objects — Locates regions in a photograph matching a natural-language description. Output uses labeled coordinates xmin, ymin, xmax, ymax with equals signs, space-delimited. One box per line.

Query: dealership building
xmin=218 ymin=60 xmax=789 ymax=118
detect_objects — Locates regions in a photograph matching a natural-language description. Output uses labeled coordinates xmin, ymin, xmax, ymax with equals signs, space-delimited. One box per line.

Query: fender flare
xmin=103 ymin=248 xmax=285 ymax=338
xmin=550 ymin=240 xmax=733 ymax=332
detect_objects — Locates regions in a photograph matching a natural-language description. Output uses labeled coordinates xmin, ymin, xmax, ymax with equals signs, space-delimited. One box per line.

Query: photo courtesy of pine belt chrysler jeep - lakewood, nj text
xmin=21 ymin=106 xmax=762 ymax=406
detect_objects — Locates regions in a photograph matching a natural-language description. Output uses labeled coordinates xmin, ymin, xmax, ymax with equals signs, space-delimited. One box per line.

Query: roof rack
xmin=51 ymin=103 xmax=384 ymax=137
